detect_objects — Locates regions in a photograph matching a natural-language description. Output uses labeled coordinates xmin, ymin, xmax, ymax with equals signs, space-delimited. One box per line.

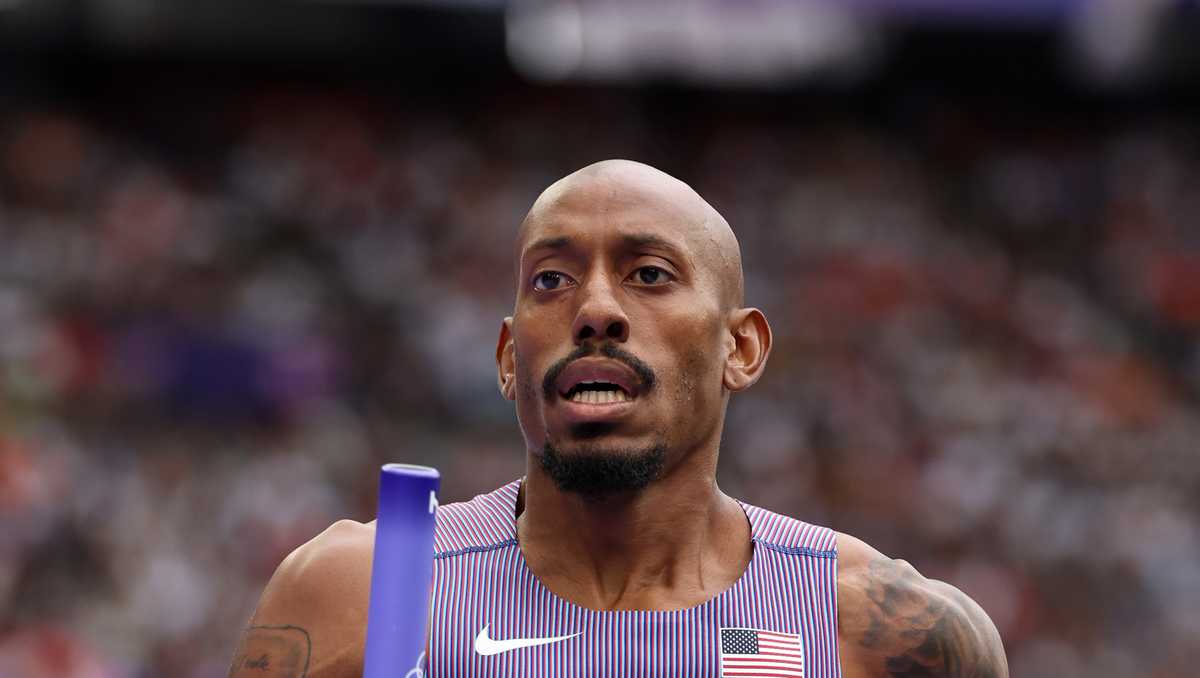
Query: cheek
xmin=674 ymin=344 xmax=723 ymax=407
xmin=516 ymin=356 xmax=539 ymax=404
xmin=511 ymin=354 xmax=546 ymax=447
xmin=512 ymin=329 xmax=541 ymax=389
xmin=511 ymin=326 xmax=556 ymax=431
xmin=658 ymin=310 xmax=726 ymax=400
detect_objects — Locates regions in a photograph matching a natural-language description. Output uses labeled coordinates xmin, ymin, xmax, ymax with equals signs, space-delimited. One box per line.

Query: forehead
xmin=517 ymin=172 xmax=710 ymax=264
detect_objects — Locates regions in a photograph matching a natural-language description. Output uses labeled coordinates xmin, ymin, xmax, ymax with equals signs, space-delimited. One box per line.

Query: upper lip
xmin=555 ymin=359 xmax=642 ymax=398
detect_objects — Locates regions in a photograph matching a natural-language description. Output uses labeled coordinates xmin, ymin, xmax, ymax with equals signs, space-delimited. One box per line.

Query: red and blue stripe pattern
xmin=427 ymin=481 xmax=840 ymax=677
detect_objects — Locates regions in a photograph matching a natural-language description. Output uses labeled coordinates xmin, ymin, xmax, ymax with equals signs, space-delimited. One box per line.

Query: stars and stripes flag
xmin=720 ymin=627 xmax=805 ymax=678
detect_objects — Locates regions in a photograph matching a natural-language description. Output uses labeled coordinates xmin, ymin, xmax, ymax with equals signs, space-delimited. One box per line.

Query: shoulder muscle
xmin=836 ymin=533 xmax=1008 ymax=678
xmin=229 ymin=519 xmax=375 ymax=678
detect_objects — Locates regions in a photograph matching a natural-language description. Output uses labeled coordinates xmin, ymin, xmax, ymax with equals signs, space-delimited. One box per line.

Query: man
xmin=229 ymin=160 xmax=1008 ymax=677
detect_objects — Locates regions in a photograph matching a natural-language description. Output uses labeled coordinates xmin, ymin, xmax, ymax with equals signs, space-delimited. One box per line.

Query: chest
xmin=429 ymin=613 xmax=810 ymax=678
xmin=426 ymin=546 xmax=837 ymax=678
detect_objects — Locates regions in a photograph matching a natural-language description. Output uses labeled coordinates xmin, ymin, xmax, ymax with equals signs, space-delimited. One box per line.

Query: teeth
xmin=570 ymin=389 xmax=631 ymax=404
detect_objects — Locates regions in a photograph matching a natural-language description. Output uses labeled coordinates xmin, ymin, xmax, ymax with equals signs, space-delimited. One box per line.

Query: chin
xmin=537 ymin=440 xmax=667 ymax=499
xmin=568 ymin=421 xmax=620 ymax=439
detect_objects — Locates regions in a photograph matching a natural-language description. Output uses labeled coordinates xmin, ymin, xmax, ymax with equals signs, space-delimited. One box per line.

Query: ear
xmin=496 ymin=317 xmax=517 ymax=401
xmin=723 ymin=307 xmax=772 ymax=392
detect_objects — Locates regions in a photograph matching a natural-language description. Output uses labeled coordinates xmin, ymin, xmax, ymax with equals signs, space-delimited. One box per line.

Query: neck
xmin=516 ymin=447 xmax=751 ymax=611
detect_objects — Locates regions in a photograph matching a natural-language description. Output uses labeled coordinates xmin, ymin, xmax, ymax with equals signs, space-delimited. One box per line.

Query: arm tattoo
xmin=229 ymin=625 xmax=312 ymax=678
xmin=859 ymin=558 xmax=1003 ymax=678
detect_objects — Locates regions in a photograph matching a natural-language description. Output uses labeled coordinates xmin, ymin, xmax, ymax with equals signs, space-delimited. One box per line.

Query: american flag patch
xmin=720 ymin=627 xmax=805 ymax=678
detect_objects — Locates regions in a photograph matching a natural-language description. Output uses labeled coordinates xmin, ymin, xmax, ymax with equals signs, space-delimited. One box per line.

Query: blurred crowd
xmin=0 ymin=84 xmax=1198 ymax=677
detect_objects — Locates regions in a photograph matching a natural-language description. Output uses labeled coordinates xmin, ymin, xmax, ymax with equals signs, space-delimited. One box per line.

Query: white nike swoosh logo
xmin=473 ymin=624 xmax=581 ymax=656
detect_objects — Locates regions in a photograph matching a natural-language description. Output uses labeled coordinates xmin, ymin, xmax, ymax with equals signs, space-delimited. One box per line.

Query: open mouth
xmin=554 ymin=358 xmax=642 ymax=406
xmin=562 ymin=380 xmax=634 ymax=404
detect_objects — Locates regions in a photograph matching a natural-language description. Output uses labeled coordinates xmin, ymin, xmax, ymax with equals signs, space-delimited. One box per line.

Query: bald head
xmin=517 ymin=159 xmax=744 ymax=309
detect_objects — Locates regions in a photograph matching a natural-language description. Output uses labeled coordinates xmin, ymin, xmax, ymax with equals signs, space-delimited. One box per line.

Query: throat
xmin=515 ymin=475 xmax=753 ymax=611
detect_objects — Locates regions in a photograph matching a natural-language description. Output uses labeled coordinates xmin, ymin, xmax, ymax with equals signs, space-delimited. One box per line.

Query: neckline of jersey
xmin=498 ymin=477 xmax=761 ymax=615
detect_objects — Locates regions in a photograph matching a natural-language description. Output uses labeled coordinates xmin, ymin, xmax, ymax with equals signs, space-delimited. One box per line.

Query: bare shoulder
xmin=835 ymin=532 xmax=1008 ymax=678
xmin=228 ymin=519 xmax=376 ymax=678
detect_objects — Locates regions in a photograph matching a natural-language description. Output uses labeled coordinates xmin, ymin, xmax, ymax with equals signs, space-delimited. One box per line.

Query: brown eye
xmin=533 ymin=271 xmax=570 ymax=291
xmin=634 ymin=266 xmax=670 ymax=285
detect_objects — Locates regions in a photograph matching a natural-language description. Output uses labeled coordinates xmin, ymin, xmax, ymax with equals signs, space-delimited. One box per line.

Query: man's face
xmin=502 ymin=171 xmax=733 ymax=494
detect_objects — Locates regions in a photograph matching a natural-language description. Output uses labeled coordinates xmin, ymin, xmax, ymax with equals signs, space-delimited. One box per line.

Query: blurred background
xmin=1 ymin=0 xmax=1199 ymax=676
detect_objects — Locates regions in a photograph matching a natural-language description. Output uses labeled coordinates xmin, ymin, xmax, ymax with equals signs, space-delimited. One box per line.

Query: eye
xmin=532 ymin=271 xmax=573 ymax=291
xmin=631 ymin=266 xmax=672 ymax=286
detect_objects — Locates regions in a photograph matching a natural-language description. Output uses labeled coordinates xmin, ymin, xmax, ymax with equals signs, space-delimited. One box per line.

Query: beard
xmin=529 ymin=341 xmax=667 ymax=499
xmin=536 ymin=440 xmax=666 ymax=501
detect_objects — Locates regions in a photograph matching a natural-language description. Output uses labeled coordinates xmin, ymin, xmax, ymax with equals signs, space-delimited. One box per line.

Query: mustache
xmin=541 ymin=343 xmax=657 ymax=401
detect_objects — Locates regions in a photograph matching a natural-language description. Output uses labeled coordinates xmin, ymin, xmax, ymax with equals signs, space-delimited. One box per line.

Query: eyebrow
xmin=525 ymin=235 xmax=571 ymax=254
xmin=618 ymin=233 xmax=680 ymax=252
xmin=525 ymin=233 xmax=683 ymax=256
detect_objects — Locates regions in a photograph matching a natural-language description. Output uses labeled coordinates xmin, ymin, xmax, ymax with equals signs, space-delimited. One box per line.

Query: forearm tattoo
xmin=859 ymin=558 xmax=1005 ymax=678
xmin=229 ymin=625 xmax=312 ymax=678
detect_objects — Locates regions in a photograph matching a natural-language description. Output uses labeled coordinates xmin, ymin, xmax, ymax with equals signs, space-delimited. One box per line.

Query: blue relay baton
xmin=363 ymin=464 xmax=440 ymax=678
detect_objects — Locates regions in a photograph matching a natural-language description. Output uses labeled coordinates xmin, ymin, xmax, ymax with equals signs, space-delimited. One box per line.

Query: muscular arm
xmin=228 ymin=520 xmax=375 ymax=678
xmin=837 ymin=535 xmax=1008 ymax=678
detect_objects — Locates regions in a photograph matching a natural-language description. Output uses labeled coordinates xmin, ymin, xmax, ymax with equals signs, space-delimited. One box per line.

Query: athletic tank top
xmin=427 ymin=479 xmax=841 ymax=678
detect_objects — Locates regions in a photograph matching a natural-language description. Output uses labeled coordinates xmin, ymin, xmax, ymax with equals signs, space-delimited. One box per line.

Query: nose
xmin=571 ymin=274 xmax=630 ymax=344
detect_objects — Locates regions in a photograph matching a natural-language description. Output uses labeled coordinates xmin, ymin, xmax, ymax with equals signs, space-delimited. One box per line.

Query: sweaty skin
xmin=229 ymin=160 xmax=1008 ymax=678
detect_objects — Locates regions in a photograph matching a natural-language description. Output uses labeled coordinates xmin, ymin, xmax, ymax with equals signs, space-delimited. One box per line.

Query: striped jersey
xmin=427 ymin=480 xmax=841 ymax=677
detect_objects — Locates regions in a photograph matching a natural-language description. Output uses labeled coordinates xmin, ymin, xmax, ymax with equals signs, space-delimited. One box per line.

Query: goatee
xmin=536 ymin=442 xmax=666 ymax=500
